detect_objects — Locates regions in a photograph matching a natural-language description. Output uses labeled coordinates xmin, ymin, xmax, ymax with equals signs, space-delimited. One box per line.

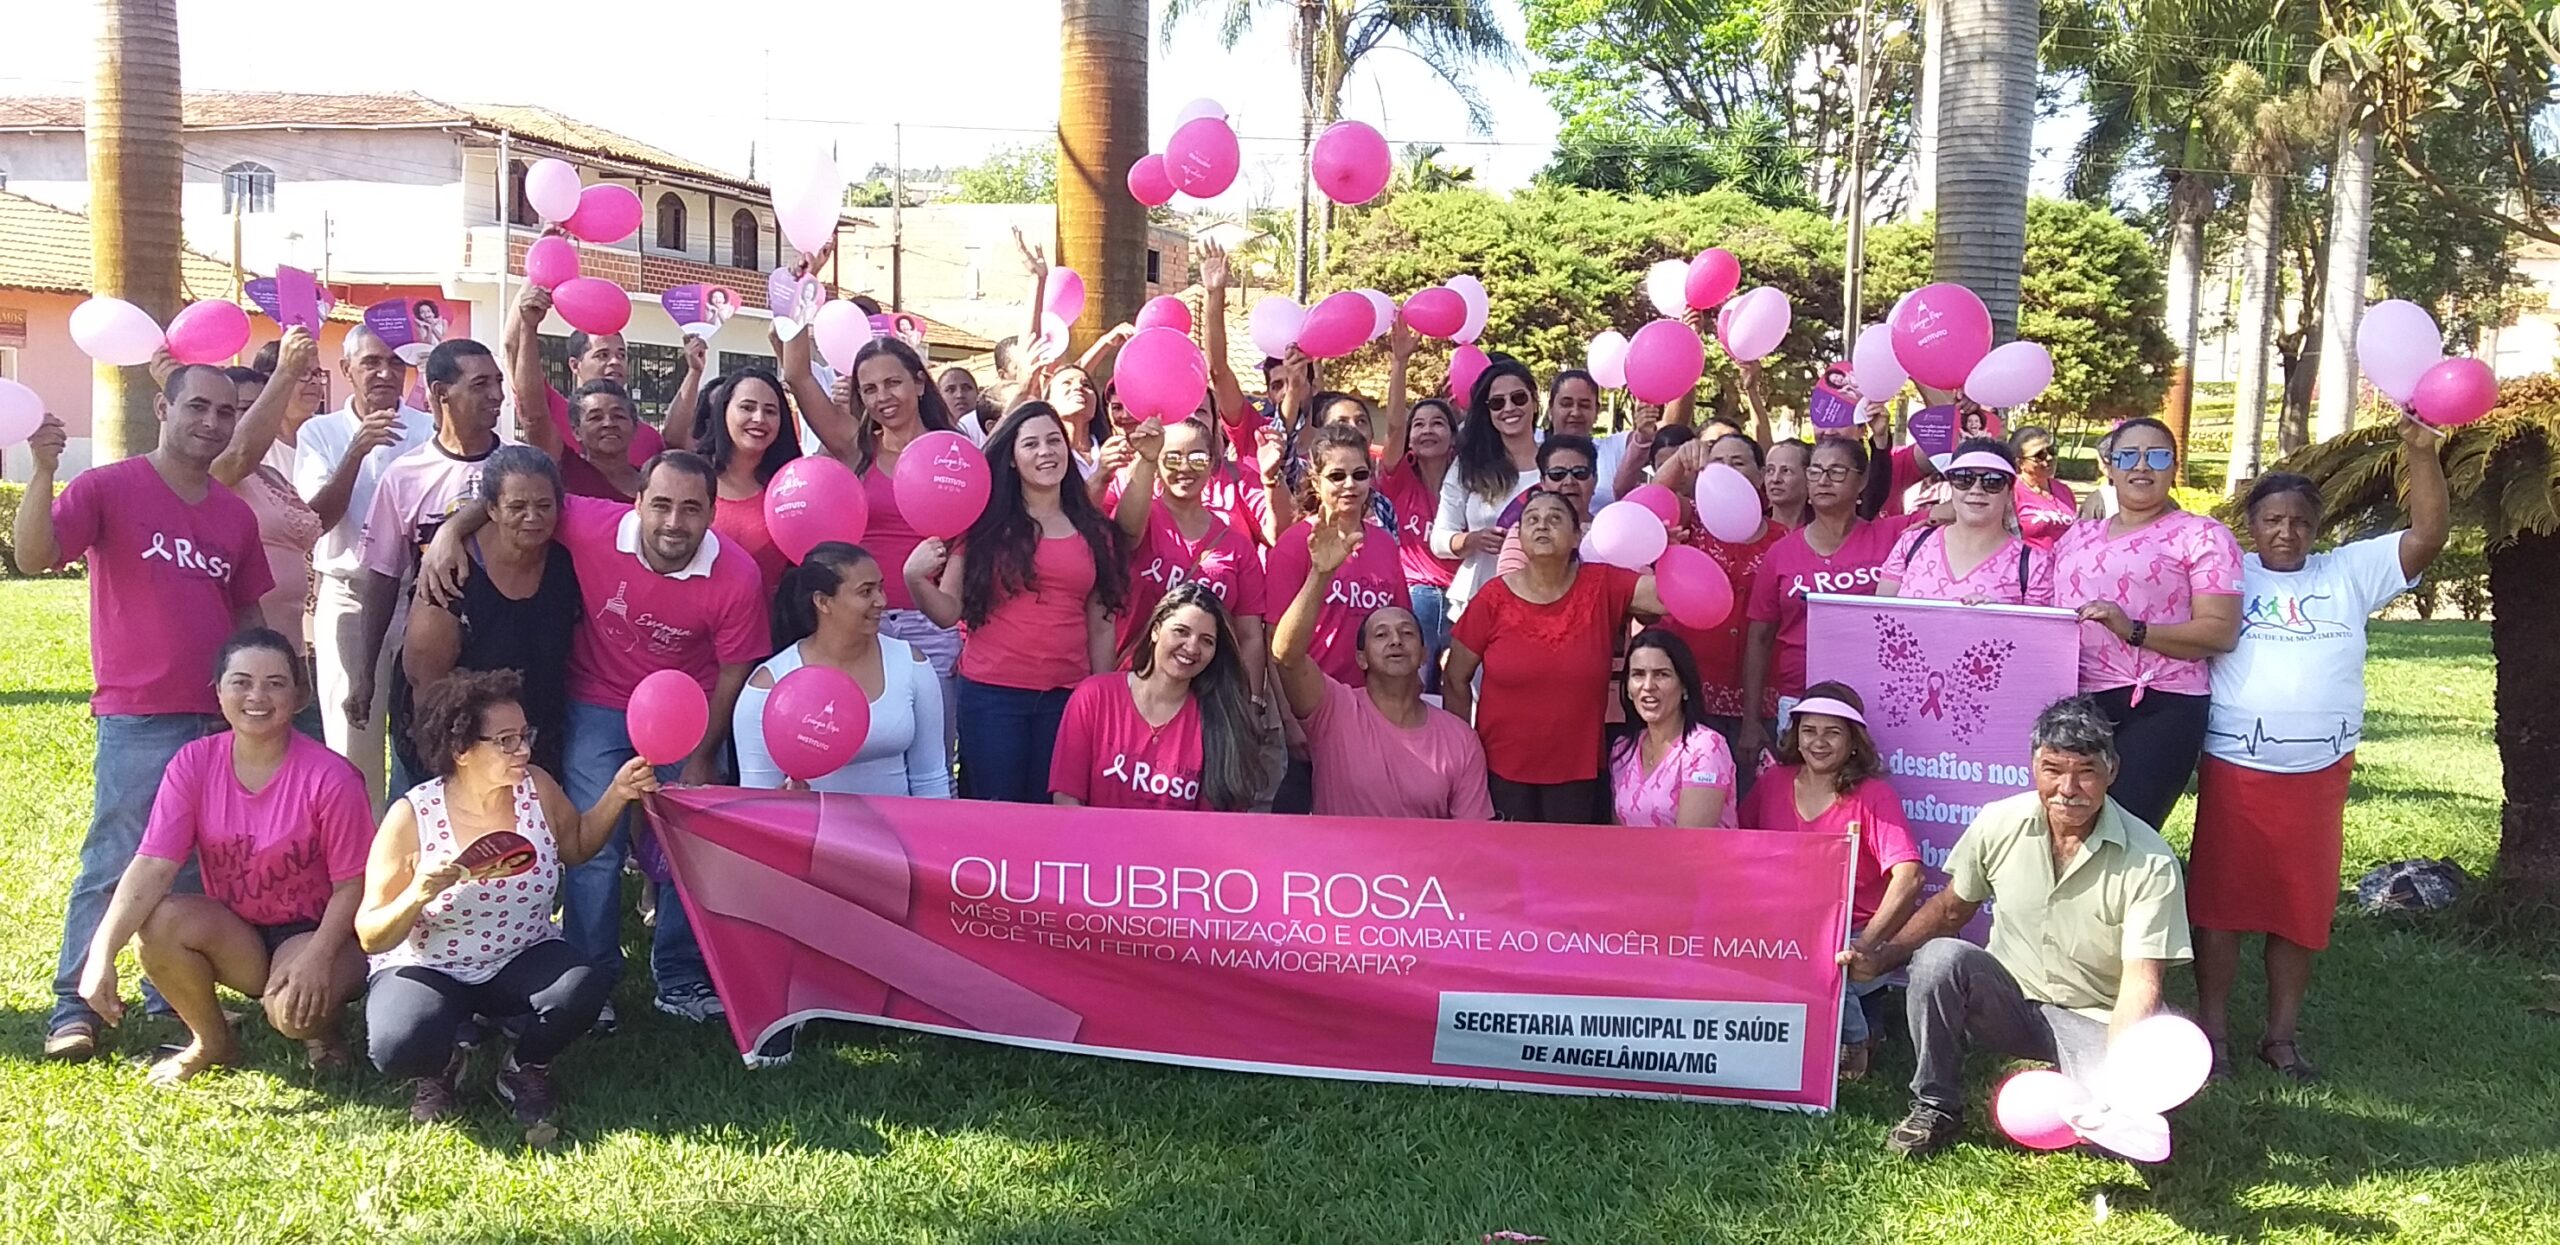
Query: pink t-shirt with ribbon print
xmin=1048 ymin=673 xmax=1207 ymax=811
xmin=2051 ymin=510 xmax=2242 ymax=698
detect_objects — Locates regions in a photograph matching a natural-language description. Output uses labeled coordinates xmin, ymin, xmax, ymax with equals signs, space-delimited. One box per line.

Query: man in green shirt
xmin=1842 ymin=696 xmax=2194 ymax=1158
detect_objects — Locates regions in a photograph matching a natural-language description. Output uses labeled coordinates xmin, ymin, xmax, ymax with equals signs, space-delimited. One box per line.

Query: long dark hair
xmin=771 ymin=541 xmax=877 ymax=653
xmin=1455 ymin=356 xmax=1539 ymax=501
xmin=959 ymin=402 xmax=1129 ymax=629
xmin=849 ymin=337 xmax=956 ymax=475
xmin=1776 ymin=680 xmax=1887 ymax=796
xmin=693 ymin=367 xmax=801 ymax=486
xmin=1129 ymin=583 xmax=1273 ymax=812
xmin=1609 ymin=629 xmax=1710 ymax=768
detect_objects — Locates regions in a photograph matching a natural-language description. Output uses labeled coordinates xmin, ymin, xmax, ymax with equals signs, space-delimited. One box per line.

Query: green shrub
xmin=0 ymin=481 xmax=86 ymax=580
xmin=2414 ymin=530 xmax=2490 ymax=620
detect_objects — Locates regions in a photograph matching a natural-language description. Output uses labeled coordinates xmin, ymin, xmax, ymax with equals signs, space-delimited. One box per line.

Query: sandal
xmin=1839 ymin=1039 xmax=1872 ymax=1082
xmin=2258 ymin=1038 xmax=2321 ymax=1084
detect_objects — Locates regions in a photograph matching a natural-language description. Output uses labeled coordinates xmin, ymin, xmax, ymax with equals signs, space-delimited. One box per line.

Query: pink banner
xmin=1805 ymin=594 xmax=2081 ymax=923
xmin=648 ymin=790 xmax=1857 ymax=1111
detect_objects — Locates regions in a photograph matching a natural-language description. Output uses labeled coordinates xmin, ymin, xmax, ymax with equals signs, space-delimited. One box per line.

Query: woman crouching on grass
xmin=357 ymin=670 xmax=655 ymax=1131
xmin=77 ymin=628 xmax=376 ymax=1084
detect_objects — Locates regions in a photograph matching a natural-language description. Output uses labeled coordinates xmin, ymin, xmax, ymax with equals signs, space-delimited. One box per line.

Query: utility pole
xmin=1294 ymin=0 xmax=1318 ymax=302
xmin=892 ymin=123 xmax=905 ymax=312
xmin=1842 ymin=0 xmax=1872 ymax=345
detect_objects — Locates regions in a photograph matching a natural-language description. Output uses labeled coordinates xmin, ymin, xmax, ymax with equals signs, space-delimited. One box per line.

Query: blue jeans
xmin=956 ymin=678 xmax=1072 ymax=802
xmin=1842 ymin=973 xmax=1889 ymax=1046
xmin=560 ymin=700 xmax=700 ymax=999
xmin=52 ymin=713 xmax=218 ymax=1030
xmin=1409 ymin=583 xmax=1450 ymax=695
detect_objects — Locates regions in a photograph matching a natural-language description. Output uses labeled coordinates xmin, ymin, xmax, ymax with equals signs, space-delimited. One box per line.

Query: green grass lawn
xmin=1 ymin=579 xmax=2552 ymax=1243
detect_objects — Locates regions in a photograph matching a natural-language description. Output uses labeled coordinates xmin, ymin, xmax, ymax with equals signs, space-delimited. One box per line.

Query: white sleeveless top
xmin=369 ymin=775 xmax=562 ymax=985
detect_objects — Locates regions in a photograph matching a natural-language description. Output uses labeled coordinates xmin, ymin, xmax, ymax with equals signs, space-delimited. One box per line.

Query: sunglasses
xmin=1945 ymin=470 xmax=2013 ymax=493
xmin=1321 ymin=467 xmax=1375 ymax=484
xmin=2023 ymin=447 xmax=2056 ymax=463
xmin=1488 ymin=389 xmax=1536 ymax=411
xmin=1543 ymin=464 xmax=1594 ymax=482
xmin=2108 ymin=447 xmax=2177 ymax=472
xmin=1159 ymin=450 xmax=1212 ymax=469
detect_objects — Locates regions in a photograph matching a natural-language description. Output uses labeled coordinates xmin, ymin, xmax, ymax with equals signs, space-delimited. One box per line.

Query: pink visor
xmin=1944 ymin=450 xmax=2018 ymax=477
xmin=1791 ymin=696 xmax=1867 ymax=726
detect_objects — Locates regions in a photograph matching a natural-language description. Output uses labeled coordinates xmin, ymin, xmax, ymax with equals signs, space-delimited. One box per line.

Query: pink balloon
xmin=165 ymin=300 xmax=251 ymax=366
xmin=1449 ymin=345 xmax=1491 ymax=402
xmin=1401 ymin=287 xmax=1465 ymax=339
xmin=1625 ymin=483 xmax=1682 ymax=528
xmin=1720 ymin=287 xmax=1792 ymax=363
xmin=1115 ymin=326 xmax=1209 ymax=420
xmin=812 ymin=300 xmax=876 ymax=374
xmin=1047 ymin=267 xmax=1087 ymax=324
xmin=562 ymin=183 xmax=641 ymax=245
xmin=1447 ymin=275 xmax=1490 ymax=345
xmin=627 ymin=669 xmax=709 ymax=766
xmin=1312 ymin=120 xmax=1392 ymax=205
xmin=894 ymin=430 xmax=993 ymax=539
xmin=1651 ymin=544 xmax=1734 ymax=630
xmin=1357 ymin=289 xmax=1397 ymax=341
xmin=761 ymin=664 xmax=871 ymax=782
xmin=69 ymin=296 xmax=164 ymax=367
xmin=525 ymin=235 xmax=580 ymax=290
xmin=523 ymin=158 xmax=582 ymax=223
xmin=1165 ymin=117 xmax=1241 ymax=198
xmin=0 ymin=377 xmax=43 ymax=447
xmin=1684 ymin=248 xmax=1741 ymax=310
xmin=1692 ymin=461 xmax=1763 ymax=542
xmin=764 ymin=454 xmax=870 ymax=562
xmin=2075 ymin=1107 xmax=2174 ymax=1164
xmin=1126 ymin=153 xmax=1176 ymax=207
xmin=1890 ymin=282 xmax=1995 ymax=391
xmin=1136 ymin=295 xmax=1193 ymax=335
xmin=1587 ymin=501 xmax=1669 ymax=569
xmin=2358 ymin=298 xmax=2443 ymax=404
xmin=1297 ymin=291 xmax=1374 ymax=360
xmin=1249 ymin=296 xmax=1305 ymax=359
xmin=1624 ymin=318 xmax=1707 ymax=405
xmin=1995 ymin=1069 xmax=2089 ymax=1151
xmin=552 ymin=277 xmax=632 ymax=336
xmin=2410 ymin=357 xmax=2498 ymax=427
xmin=1851 ymin=322 xmax=1908 ymax=398
xmin=1966 ymin=340 xmax=2054 ymax=409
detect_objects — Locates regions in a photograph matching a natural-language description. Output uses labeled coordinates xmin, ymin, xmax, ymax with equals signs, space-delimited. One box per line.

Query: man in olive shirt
xmin=1842 ymin=696 xmax=2193 ymax=1158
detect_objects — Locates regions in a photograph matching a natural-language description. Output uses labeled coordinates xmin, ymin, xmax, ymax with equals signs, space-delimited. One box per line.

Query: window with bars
xmin=731 ymin=209 xmax=760 ymax=271
xmin=222 ymin=162 xmax=276 ymax=214
xmin=655 ymin=193 xmax=688 ymax=251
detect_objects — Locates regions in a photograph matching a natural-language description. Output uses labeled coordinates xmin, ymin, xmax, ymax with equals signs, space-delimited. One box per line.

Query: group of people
xmin=12 ymin=234 xmax=2449 ymax=1156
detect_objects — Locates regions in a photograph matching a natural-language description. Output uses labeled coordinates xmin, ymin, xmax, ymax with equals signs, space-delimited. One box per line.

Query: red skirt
xmin=2186 ymin=754 xmax=2354 ymax=949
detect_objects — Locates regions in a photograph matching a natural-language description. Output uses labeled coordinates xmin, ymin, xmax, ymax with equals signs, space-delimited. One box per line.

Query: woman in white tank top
xmin=733 ymin=542 xmax=954 ymax=797
xmin=355 ymin=669 xmax=657 ymax=1133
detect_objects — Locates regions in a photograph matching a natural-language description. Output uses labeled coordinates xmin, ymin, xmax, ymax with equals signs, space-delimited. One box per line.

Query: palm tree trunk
xmin=88 ymin=0 xmax=184 ymax=466
xmin=2161 ymin=165 xmax=2211 ymax=449
xmin=2314 ymin=117 xmax=2376 ymax=443
xmin=1059 ymin=0 xmax=1149 ymax=353
xmin=2226 ymin=169 xmax=2284 ymax=489
xmin=2490 ymin=525 xmax=2560 ymax=915
xmin=1927 ymin=0 xmax=2038 ymax=342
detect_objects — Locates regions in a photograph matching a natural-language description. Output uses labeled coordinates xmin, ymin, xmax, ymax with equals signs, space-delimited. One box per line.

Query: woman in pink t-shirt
xmin=1733 ymin=682 xmax=1923 ymax=1078
xmin=1263 ymin=424 xmax=1412 ymax=686
xmin=695 ymin=367 xmax=800 ymax=596
xmin=1608 ymin=630 xmax=1738 ymax=828
xmin=1653 ymin=432 xmax=1788 ymax=734
xmin=1878 ymin=439 xmax=2053 ymax=607
xmin=2008 ymin=423 xmax=2078 ymax=547
xmin=78 ymin=629 xmax=374 ymax=1085
xmin=1112 ymin=415 xmax=1269 ymax=672
xmin=1051 ymin=584 xmax=1275 ymax=811
xmin=2050 ymin=416 xmax=2242 ymax=831
xmin=1739 ymin=437 xmax=1930 ymax=764
xmin=908 ymin=402 xmax=1129 ymax=802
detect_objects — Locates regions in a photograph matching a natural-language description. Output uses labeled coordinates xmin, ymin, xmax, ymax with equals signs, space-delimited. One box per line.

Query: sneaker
xmin=42 ymin=1019 xmax=100 ymax=1063
xmin=745 ymin=1024 xmax=798 ymax=1070
xmin=1886 ymin=1101 xmax=1964 ymax=1158
xmin=653 ymin=981 xmax=726 ymax=1024
xmin=408 ymin=1052 xmax=466 ymax=1123
xmin=590 ymin=1001 xmax=619 ymax=1037
xmin=494 ymin=1056 xmax=560 ymax=1127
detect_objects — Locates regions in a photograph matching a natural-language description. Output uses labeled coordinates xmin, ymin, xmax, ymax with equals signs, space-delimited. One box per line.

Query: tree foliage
xmin=948 ymin=144 xmax=1059 ymax=205
xmin=1864 ymin=198 xmax=2177 ymax=423
xmin=1539 ymin=111 xmax=1814 ymax=208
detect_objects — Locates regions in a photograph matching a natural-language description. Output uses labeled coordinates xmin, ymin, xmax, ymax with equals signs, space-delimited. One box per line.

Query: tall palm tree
xmin=2282 ymin=376 xmax=2560 ymax=915
xmin=1925 ymin=0 xmax=2038 ymax=341
xmin=1392 ymin=143 xmax=1476 ymax=193
xmin=88 ymin=0 xmax=184 ymax=465
xmin=1060 ymin=0 xmax=1150 ymax=352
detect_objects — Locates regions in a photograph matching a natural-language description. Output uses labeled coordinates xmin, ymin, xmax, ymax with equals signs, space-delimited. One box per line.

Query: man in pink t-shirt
xmin=11 ymin=367 xmax=277 ymax=1057
xmin=1273 ymin=520 xmax=1493 ymax=819
xmin=498 ymin=256 xmax=687 ymax=467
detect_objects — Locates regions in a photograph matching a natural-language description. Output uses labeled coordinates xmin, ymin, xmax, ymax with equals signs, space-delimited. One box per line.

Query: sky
xmin=0 ymin=0 xmax=2077 ymax=210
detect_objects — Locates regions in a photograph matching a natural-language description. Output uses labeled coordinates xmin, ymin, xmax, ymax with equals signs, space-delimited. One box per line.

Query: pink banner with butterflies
xmin=1804 ymin=594 xmax=2081 ymax=923
xmin=646 ymin=787 xmax=1856 ymax=1112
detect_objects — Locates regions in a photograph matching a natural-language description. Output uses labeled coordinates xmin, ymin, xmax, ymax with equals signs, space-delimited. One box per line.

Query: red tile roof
xmin=0 ymin=188 xmax=243 ymax=299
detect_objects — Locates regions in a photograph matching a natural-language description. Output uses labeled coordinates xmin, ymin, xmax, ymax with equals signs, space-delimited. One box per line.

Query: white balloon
xmin=0 ymin=377 xmax=43 ymax=447
xmin=1357 ymin=289 xmax=1396 ymax=341
xmin=812 ymin=300 xmax=874 ymax=374
xmin=69 ymin=296 xmax=165 ymax=367
xmin=1851 ymin=323 xmax=1908 ymax=400
xmin=1721 ymin=287 xmax=1792 ymax=363
xmin=771 ymin=149 xmax=843 ymax=260
xmin=1249 ymin=296 xmax=1306 ymax=358
xmin=1645 ymin=259 xmax=1689 ymax=320
xmin=1450 ymin=279 xmax=1490 ymax=346
xmin=1174 ymin=97 xmax=1227 ymax=127
xmin=1587 ymin=330 xmax=1630 ymax=390
xmin=524 ymin=158 xmax=583 ymax=223
xmin=2357 ymin=298 xmax=2444 ymax=405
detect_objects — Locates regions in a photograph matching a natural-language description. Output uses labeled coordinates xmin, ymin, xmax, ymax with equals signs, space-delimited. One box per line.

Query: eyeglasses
xmin=2107 ymin=447 xmax=2177 ymax=472
xmin=2023 ymin=447 xmax=2056 ymax=463
xmin=1542 ymin=464 xmax=1594 ymax=482
xmin=1488 ymin=390 xmax=1536 ymax=411
xmin=1159 ymin=450 xmax=1212 ymax=469
xmin=1321 ymin=467 xmax=1375 ymax=484
xmin=478 ymin=728 xmax=539 ymax=755
xmin=1804 ymin=464 xmax=1859 ymax=483
xmin=1945 ymin=470 xmax=2014 ymax=493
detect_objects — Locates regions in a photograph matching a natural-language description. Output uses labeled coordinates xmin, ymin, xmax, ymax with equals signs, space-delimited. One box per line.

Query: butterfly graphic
xmin=1872 ymin=615 xmax=2015 ymax=743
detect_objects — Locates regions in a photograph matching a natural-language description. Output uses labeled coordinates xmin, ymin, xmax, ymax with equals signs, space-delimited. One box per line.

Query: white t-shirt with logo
xmin=2205 ymin=533 xmax=2416 ymax=774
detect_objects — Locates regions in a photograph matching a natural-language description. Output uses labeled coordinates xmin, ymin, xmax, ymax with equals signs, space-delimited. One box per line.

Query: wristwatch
xmin=2127 ymin=620 xmax=2148 ymax=650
